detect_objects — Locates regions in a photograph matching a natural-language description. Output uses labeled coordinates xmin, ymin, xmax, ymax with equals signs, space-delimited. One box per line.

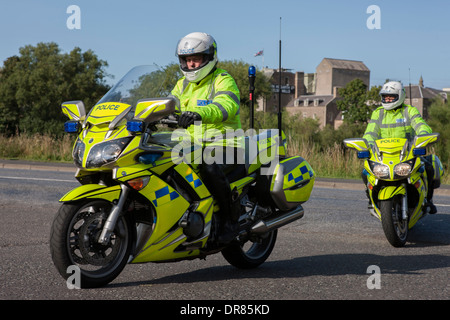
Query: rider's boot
xmin=427 ymin=180 xmax=437 ymax=214
xmin=217 ymin=189 xmax=240 ymax=244
xmin=428 ymin=202 xmax=437 ymax=214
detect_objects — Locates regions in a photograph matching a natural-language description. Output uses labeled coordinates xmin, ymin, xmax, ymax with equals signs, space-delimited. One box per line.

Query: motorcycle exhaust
xmin=250 ymin=205 xmax=304 ymax=235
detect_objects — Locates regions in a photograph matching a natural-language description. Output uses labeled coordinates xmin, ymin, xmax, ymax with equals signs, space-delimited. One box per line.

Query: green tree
xmin=0 ymin=56 xmax=20 ymax=133
xmin=218 ymin=60 xmax=272 ymax=108
xmin=218 ymin=60 xmax=272 ymax=130
xmin=337 ymin=79 xmax=381 ymax=124
xmin=427 ymin=98 xmax=450 ymax=164
xmin=0 ymin=42 xmax=109 ymax=136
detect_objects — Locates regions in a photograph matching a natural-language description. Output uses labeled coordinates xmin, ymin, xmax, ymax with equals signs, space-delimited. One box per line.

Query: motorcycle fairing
xmin=87 ymin=102 xmax=131 ymax=126
xmin=131 ymin=196 xmax=214 ymax=263
xmin=174 ymin=162 xmax=211 ymax=199
xmin=60 ymin=184 xmax=122 ymax=202
xmin=377 ymin=185 xmax=406 ymax=200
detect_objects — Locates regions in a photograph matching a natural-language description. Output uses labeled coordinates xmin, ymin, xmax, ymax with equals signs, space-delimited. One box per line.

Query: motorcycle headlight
xmin=394 ymin=162 xmax=411 ymax=177
xmin=86 ymin=137 xmax=132 ymax=168
xmin=372 ymin=164 xmax=390 ymax=179
xmin=72 ymin=138 xmax=85 ymax=168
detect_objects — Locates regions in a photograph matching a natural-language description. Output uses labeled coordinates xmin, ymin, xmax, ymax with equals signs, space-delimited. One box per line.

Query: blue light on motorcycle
xmin=357 ymin=150 xmax=370 ymax=159
xmin=138 ymin=153 xmax=162 ymax=165
xmin=127 ymin=120 xmax=144 ymax=133
xmin=64 ymin=121 xmax=79 ymax=133
xmin=413 ymin=148 xmax=426 ymax=156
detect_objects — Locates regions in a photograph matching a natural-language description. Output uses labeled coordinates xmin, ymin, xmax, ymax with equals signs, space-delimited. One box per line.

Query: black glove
xmin=178 ymin=111 xmax=202 ymax=128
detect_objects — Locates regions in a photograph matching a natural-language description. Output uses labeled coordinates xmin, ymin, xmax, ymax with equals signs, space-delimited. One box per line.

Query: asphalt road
xmin=0 ymin=161 xmax=448 ymax=304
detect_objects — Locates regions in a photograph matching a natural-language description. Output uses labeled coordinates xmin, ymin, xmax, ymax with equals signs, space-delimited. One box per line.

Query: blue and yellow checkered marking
xmin=288 ymin=164 xmax=314 ymax=184
xmin=185 ymin=173 xmax=203 ymax=188
xmin=150 ymin=185 xmax=180 ymax=207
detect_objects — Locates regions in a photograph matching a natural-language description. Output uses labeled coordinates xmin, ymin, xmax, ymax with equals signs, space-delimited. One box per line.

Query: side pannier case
xmin=270 ymin=156 xmax=315 ymax=211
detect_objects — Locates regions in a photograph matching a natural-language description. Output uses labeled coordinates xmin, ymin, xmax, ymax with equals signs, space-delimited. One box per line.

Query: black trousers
xmin=198 ymin=147 xmax=245 ymax=223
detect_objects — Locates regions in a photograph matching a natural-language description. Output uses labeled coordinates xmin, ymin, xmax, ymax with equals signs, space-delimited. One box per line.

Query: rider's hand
xmin=178 ymin=111 xmax=202 ymax=128
xmin=163 ymin=113 xmax=179 ymax=128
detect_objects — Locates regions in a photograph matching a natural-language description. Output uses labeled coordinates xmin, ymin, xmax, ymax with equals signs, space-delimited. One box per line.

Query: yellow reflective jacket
xmin=169 ymin=68 xmax=242 ymax=147
xmin=363 ymin=104 xmax=432 ymax=145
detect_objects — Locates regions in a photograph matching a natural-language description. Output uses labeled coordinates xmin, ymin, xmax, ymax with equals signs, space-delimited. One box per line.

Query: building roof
xmin=405 ymin=85 xmax=447 ymax=100
xmin=320 ymin=58 xmax=370 ymax=72
xmin=287 ymin=95 xmax=336 ymax=108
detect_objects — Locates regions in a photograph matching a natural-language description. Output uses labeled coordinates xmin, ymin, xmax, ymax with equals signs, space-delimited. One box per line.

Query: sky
xmin=0 ymin=0 xmax=449 ymax=89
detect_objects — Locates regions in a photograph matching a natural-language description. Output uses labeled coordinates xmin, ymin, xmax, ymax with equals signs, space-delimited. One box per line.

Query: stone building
xmin=286 ymin=58 xmax=370 ymax=128
xmin=404 ymin=77 xmax=447 ymax=119
xmin=257 ymin=59 xmax=446 ymax=129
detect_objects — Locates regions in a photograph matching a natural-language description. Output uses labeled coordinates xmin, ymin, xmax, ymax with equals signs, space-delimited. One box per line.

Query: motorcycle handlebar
xmin=159 ymin=119 xmax=178 ymax=125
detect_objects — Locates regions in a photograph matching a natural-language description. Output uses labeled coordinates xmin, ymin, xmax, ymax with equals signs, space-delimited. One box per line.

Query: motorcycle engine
xmin=180 ymin=211 xmax=204 ymax=239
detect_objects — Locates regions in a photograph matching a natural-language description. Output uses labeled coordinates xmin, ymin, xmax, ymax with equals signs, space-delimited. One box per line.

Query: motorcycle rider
xmin=169 ymin=32 xmax=243 ymax=243
xmin=363 ymin=80 xmax=437 ymax=213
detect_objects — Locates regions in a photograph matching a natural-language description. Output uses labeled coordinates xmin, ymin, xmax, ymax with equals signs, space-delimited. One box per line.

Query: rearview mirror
xmin=413 ymin=133 xmax=440 ymax=148
xmin=61 ymin=100 xmax=86 ymax=121
xmin=133 ymin=98 xmax=176 ymax=123
xmin=343 ymin=138 xmax=369 ymax=151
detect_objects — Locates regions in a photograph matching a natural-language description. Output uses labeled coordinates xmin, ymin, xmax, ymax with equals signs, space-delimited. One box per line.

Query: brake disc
xmin=78 ymin=211 xmax=122 ymax=266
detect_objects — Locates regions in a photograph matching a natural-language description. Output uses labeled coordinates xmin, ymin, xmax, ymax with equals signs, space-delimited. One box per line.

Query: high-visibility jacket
xmin=363 ymin=104 xmax=432 ymax=144
xmin=170 ymin=68 xmax=242 ymax=147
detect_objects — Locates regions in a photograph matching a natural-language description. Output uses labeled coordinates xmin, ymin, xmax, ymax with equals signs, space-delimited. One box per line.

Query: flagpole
xmin=262 ymin=48 xmax=264 ymax=68
xmin=278 ymin=17 xmax=282 ymax=137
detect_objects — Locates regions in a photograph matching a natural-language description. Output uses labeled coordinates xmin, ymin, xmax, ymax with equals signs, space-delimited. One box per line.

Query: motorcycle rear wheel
xmin=221 ymin=229 xmax=277 ymax=269
xmin=50 ymin=200 xmax=133 ymax=288
xmin=380 ymin=198 xmax=408 ymax=247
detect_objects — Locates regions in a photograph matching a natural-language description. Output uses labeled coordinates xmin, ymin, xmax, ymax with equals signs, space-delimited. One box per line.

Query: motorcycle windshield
xmin=87 ymin=65 xmax=171 ymax=125
xmin=97 ymin=65 xmax=169 ymax=106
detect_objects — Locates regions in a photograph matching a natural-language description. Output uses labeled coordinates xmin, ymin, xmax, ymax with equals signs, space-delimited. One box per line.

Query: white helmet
xmin=176 ymin=32 xmax=218 ymax=82
xmin=380 ymin=81 xmax=406 ymax=110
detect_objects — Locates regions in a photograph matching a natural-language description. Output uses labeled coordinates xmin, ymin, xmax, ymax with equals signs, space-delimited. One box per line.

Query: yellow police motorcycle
xmin=50 ymin=65 xmax=315 ymax=288
xmin=344 ymin=135 xmax=443 ymax=247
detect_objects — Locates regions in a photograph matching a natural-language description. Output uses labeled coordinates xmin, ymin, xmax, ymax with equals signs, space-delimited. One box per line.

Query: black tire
xmin=221 ymin=229 xmax=277 ymax=269
xmin=380 ymin=198 xmax=408 ymax=247
xmin=50 ymin=200 xmax=133 ymax=288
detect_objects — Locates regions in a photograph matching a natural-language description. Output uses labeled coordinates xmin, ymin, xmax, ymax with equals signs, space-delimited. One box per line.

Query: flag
xmin=254 ymin=50 xmax=263 ymax=57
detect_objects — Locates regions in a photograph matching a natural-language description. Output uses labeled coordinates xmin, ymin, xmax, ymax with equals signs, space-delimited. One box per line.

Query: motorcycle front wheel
xmin=221 ymin=229 xmax=277 ymax=269
xmin=379 ymin=198 xmax=408 ymax=247
xmin=50 ymin=200 xmax=133 ymax=288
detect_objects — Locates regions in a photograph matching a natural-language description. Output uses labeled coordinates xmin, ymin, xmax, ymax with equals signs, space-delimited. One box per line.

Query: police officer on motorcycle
xmin=169 ymin=32 xmax=244 ymax=243
xmin=363 ymin=80 xmax=437 ymax=213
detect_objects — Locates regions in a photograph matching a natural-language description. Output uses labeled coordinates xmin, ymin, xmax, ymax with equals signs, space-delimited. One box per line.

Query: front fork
xmin=401 ymin=183 xmax=408 ymax=221
xmin=98 ymin=184 xmax=130 ymax=245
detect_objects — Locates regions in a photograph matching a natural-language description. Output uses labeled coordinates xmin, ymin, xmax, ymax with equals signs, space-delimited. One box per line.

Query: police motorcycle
xmin=50 ymin=65 xmax=315 ymax=288
xmin=343 ymin=135 xmax=444 ymax=247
